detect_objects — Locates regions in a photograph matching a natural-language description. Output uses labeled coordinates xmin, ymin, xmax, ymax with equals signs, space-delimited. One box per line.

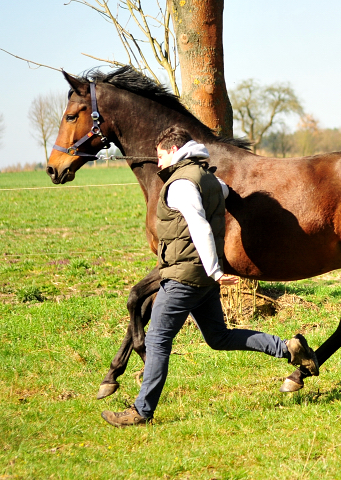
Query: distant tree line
xmin=230 ymin=79 xmax=341 ymax=157
xmin=229 ymin=79 xmax=303 ymax=153
xmin=260 ymin=115 xmax=341 ymax=158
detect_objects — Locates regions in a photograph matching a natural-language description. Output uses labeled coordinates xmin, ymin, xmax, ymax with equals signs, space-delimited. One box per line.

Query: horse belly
xmin=222 ymin=184 xmax=341 ymax=281
xmin=223 ymin=230 xmax=341 ymax=281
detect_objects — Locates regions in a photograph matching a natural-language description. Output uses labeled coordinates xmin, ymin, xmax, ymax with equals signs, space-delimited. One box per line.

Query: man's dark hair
xmin=156 ymin=126 xmax=193 ymax=151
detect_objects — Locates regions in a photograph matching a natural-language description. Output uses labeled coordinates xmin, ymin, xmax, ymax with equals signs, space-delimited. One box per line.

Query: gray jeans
xmin=134 ymin=279 xmax=289 ymax=418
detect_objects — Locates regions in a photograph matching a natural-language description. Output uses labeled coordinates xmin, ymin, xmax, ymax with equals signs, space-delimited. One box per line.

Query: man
xmin=101 ymin=126 xmax=318 ymax=427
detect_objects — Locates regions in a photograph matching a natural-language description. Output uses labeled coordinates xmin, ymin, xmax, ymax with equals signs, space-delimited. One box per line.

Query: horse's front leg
xmin=97 ymin=267 xmax=161 ymax=399
xmin=280 ymin=318 xmax=341 ymax=392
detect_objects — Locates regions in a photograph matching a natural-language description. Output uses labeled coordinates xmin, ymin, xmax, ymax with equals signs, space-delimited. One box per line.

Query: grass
xmin=1 ymin=168 xmax=341 ymax=479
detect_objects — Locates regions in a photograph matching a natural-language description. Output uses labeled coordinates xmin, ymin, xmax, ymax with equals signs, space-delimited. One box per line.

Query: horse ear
xmin=62 ymin=70 xmax=89 ymax=97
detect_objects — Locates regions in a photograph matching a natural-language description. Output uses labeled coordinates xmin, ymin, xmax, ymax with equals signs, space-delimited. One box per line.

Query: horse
xmin=46 ymin=66 xmax=341 ymax=399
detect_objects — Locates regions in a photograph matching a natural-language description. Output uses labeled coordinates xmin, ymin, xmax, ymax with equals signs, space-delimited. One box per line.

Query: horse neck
xmin=101 ymin=85 xmax=214 ymax=157
xmin=127 ymin=159 xmax=161 ymax=204
xmin=99 ymin=84 xmax=220 ymax=201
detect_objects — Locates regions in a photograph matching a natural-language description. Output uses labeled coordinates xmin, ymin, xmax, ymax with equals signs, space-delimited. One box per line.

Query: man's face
xmin=157 ymin=144 xmax=178 ymax=169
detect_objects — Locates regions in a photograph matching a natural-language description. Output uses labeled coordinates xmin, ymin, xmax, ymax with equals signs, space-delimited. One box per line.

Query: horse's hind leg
xmin=97 ymin=292 xmax=158 ymax=399
xmin=127 ymin=267 xmax=161 ymax=361
xmin=97 ymin=267 xmax=161 ymax=399
xmin=97 ymin=326 xmax=134 ymax=399
xmin=280 ymin=318 xmax=341 ymax=392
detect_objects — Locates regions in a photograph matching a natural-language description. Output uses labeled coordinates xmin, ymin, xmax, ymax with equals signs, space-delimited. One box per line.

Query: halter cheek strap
xmin=53 ymin=82 xmax=110 ymax=161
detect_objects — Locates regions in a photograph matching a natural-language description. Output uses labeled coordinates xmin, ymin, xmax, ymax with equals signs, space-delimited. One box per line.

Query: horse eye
xmin=66 ymin=114 xmax=77 ymax=123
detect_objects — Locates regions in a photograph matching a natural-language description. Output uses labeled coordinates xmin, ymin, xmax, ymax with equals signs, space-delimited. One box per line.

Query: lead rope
xmin=96 ymin=154 xmax=157 ymax=161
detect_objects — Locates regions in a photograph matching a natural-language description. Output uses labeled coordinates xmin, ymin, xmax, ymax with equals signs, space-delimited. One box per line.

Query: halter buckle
xmin=91 ymin=126 xmax=101 ymax=135
xmin=67 ymin=146 xmax=78 ymax=156
xmin=91 ymin=111 xmax=100 ymax=121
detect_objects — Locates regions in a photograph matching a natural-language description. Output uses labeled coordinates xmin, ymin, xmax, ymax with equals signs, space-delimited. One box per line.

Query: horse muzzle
xmin=46 ymin=165 xmax=75 ymax=184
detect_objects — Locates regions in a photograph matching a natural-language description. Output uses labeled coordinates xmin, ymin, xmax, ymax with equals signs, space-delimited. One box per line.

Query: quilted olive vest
xmin=156 ymin=158 xmax=225 ymax=287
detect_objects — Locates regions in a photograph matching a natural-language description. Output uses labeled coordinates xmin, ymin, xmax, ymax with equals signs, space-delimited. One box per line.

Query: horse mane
xmin=76 ymin=66 xmax=251 ymax=151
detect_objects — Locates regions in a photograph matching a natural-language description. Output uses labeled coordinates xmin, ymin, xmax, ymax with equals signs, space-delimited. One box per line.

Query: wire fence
xmin=1 ymin=249 xmax=151 ymax=259
xmin=0 ymin=183 xmax=139 ymax=192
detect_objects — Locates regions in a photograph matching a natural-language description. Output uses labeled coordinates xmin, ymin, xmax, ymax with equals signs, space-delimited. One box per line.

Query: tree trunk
xmin=43 ymin=140 xmax=49 ymax=167
xmin=168 ymin=0 xmax=233 ymax=137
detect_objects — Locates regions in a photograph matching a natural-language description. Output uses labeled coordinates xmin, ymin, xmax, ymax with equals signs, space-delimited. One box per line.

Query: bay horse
xmin=47 ymin=66 xmax=341 ymax=399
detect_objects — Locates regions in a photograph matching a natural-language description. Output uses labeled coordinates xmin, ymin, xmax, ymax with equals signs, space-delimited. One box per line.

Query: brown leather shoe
xmin=286 ymin=334 xmax=319 ymax=376
xmin=101 ymin=405 xmax=149 ymax=428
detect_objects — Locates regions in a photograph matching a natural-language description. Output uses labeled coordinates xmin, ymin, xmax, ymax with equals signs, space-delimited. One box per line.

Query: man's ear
xmin=170 ymin=145 xmax=179 ymax=153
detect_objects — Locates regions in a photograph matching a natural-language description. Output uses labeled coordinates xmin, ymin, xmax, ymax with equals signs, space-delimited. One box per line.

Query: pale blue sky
xmin=1 ymin=0 xmax=341 ymax=169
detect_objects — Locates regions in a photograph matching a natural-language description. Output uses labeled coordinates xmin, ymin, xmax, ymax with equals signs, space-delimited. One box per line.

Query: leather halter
xmin=53 ymin=82 xmax=110 ymax=161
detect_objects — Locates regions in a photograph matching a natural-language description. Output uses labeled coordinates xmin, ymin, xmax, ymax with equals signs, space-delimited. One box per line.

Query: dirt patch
xmin=220 ymin=280 xmax=318 ymax=324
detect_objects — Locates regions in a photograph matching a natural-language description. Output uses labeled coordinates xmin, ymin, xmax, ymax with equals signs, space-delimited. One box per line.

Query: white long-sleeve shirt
xmin=166 ymin=177 xmax=228 ymax=281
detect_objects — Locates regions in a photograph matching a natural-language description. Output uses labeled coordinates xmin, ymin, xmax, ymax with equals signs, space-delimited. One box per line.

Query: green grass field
xmin=1 ymin=167 xmax=341 ymax=479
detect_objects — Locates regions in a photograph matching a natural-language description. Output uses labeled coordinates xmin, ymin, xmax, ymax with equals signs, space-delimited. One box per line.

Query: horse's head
xmin=46 ymin=72 xmax=110 ymax=184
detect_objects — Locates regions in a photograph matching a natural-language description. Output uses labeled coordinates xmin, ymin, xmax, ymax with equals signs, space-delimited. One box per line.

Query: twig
xmin=64 ymin=0 xmax=179 ymax=94
xmin=0 ymin=48 xmax=62 ymax=72
xmin=301 ymin=431 xmax=316 ymax=479
xmin=81 ymin=51 xmax=121 ymax=66
xmin=239 ymin=290 xmax=279 ymax=305
xmin=133 ymin=367 xmax=144 ymax=386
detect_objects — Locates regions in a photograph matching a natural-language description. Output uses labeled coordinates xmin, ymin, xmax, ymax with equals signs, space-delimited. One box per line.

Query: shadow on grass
xmin=261 ymin=280 xmax=341 ymax=304
xmin=286 ymin=384 xmax=341 ymax=406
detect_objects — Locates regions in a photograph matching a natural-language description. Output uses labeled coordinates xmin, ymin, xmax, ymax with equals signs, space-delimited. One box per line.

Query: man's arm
xmin=167 ymin=179 xmax=238 ymax=285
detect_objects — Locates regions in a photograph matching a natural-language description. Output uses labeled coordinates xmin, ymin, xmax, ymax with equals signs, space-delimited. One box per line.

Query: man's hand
xmin=218 ymin=274 xmax=239 ymax=286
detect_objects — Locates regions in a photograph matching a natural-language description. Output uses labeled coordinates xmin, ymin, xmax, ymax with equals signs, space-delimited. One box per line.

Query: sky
xmin=1 ymin=0 xmax=341 ymax=170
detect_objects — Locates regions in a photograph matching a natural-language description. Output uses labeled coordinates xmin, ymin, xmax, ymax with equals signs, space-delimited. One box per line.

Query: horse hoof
xmin=97 ymin=382 xmax=119 ymax=400
xmin=279 ymin=378 xmax=304 ymax=393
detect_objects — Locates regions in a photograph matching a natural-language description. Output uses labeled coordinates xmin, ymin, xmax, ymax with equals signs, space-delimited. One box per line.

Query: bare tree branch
xmin=81 ymin=52 xmax=126 ymax=67
xmin=65 ymin=0 xmax=179 ymax=95
xmin=0 ymin=48 xmax=62 ymax=72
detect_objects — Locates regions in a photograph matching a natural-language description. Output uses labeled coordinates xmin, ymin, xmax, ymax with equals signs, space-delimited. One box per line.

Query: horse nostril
xmin=46 ymin=166 xmax=56 ymax=178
